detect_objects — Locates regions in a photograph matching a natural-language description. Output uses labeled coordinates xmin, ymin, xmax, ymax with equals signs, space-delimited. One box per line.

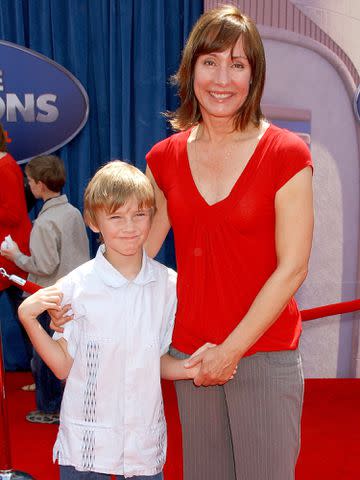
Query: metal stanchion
xmin=0 ymin=298 xmax=36 ymax=479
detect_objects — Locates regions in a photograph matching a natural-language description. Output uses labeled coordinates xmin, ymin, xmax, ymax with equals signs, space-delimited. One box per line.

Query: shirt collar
xmin=94 ymin=245 xmax=156 ymax=288
xmin=39 ymin=194 xmax=68 ymax=214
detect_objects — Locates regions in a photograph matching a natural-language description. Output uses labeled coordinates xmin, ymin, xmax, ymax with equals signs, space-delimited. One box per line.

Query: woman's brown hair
xmin=169 ymin=5 xmax=265 ymax=132
xmin=0 ymin=123 xmax=7 ymax=152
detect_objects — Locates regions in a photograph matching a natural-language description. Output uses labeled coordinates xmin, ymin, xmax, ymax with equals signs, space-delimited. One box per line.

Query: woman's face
xmin=193 ymin=36 xmax=252 ymax=124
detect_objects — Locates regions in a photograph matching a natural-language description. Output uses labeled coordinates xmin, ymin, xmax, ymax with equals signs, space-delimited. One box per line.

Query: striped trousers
xmin=171 ymin=349 xmax=304 ymax=480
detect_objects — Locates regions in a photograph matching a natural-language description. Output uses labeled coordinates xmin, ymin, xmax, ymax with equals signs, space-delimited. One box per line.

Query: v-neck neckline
xmin=183 ymin=123 xmax=274 ymax=210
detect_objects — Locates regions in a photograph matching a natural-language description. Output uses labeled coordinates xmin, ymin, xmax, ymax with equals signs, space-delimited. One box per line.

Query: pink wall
xmin=205 ymin=0 xmax=359 ymax=85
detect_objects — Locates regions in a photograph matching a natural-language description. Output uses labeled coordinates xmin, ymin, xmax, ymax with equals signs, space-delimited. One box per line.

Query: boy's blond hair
xmin=84 ymin=160 xmax=155 ymax=228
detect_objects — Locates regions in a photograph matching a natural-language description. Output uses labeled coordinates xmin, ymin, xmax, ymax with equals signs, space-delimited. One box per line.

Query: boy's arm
xmin=160 ymin=353 xmax=198 ymax=381
xmin=161 ymin=343 xmax=217 ymax=380
xmin=18 ymin=286 xmax=74 ymax=380
xmin=4 ymin=221 xmax=60 ymax=276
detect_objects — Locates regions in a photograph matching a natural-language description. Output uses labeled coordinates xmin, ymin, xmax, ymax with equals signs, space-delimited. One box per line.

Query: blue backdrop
xmin=0 ymin=0 xmax=203 ymax=369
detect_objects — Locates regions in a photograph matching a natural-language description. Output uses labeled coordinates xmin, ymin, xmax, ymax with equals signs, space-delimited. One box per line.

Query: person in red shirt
xmin=145 ymin=5 xmax=313 ymax=480
xmin=0 ymin=123 xmax=32 ymax=357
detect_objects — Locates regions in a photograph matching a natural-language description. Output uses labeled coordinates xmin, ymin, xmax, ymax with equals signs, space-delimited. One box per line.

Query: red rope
xmin=300 ymin=299 xmax=360 ymax=321
xmin=14 ymin=278 xmax=40 ymax=294
xmin=0 ymin=271 xmax=40 ymax=294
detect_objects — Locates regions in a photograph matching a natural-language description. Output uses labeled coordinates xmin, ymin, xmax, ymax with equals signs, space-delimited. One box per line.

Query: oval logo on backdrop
xmin=354 ymin=84 xmax=360 ymax=123
xmin=0 ymin=40 xmax=89 ymax=163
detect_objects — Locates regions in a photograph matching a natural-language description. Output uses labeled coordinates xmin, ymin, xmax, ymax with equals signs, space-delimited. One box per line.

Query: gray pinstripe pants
xmin=170 ymin=348 xmax=304 ymax=480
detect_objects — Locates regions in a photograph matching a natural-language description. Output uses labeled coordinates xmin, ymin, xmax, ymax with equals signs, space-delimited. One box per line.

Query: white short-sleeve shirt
xmin=52 ymin=246 xmax=177 ymax=477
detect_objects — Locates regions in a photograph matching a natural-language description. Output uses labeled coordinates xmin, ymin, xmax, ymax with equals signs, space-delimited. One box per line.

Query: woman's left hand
xmin=185 ymin=344 xmax=238 ymax=386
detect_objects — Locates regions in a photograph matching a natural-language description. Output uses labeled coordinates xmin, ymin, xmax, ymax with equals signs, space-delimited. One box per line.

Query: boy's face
xmin=90 ymin=195 xmax=152 ymax=263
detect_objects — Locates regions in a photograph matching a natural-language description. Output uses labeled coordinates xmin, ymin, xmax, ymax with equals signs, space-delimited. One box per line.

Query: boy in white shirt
xmin=18 ymin=160 xmax=202 ymax=480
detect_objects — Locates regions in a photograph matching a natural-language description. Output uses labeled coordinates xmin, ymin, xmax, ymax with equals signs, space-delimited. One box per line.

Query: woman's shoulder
xmin=264 ymin=124 xmax=312 ymax=189
xmin=0 ymin=152 xmax=19 ymax=169
xmin=0 ymin=151 xmax=14 ymax=160
xmin=267 ymin=124 xmax=309 ymax=155
xmin=147 ymin=129 xmax=191 ymax=158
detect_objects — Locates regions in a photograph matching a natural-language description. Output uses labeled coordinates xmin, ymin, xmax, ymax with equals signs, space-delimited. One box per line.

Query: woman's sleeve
xmin=273 ymin=132 xmax=313 ymax=192
xmin=0 ymin=161 xmax=25 ymax=227
xmin=145 ymin=137 xmax=171 ymax=194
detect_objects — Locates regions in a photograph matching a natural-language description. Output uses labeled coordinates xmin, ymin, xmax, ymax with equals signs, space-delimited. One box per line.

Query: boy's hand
xmin=49 ymin=305 xmax=74 ymax=333
xmin=18 ymin=286 xmax=63 ymax=323
xmin=0 ymin=241 xmax=21 ymax=262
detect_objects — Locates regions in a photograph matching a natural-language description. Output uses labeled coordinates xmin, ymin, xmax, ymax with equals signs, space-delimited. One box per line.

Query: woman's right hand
xmin=49 ymin=304 xmax=74 ymax=333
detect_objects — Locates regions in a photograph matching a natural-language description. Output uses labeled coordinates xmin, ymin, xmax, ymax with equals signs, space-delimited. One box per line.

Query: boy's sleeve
xmin=52 ymin=322 xmax=79 ymax=359
xmin=159 ymin=268 xmax=177 ymax=356
xmin=52 ymin=275 xmax=80 ymax=358
xmin=14 ymin=219 xmax=60 ymax=276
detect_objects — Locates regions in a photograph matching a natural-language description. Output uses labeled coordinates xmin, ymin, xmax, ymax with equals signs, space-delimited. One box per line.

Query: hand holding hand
xmin=183 ymin=342 xmax=216 ymax=379
xmin=185 ymin=344 xmax=239 ymax=387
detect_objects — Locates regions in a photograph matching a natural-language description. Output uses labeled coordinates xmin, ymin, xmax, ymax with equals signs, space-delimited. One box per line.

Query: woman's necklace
xmin=194 ymin=124 xmax=235 ymax=165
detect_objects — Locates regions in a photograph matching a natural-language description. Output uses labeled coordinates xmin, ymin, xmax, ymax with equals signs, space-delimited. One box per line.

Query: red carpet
xmin=4 ymin=373 xmax=360 ymax=479
xmin=5 ymin=371 xmax=58 ymax=479
xmin=296 ymin=379 xmax=360 ymax=480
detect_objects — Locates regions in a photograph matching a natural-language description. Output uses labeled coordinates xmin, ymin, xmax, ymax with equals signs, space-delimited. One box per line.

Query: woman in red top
xmin=0 ymin=123 xmax=32 ymax=352
xmin=146 ymin=6 xmax=313 ymax=480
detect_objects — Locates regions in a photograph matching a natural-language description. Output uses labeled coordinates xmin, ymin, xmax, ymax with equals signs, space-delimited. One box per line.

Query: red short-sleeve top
xmin=0 ymin=153 xmax=31 ymax=290
xmin=146 ymin=124 xmax=313 ymax=355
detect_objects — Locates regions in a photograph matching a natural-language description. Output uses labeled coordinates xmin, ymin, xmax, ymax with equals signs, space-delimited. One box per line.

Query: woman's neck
xmin=198 ymin=116 xmax=261 ymax=145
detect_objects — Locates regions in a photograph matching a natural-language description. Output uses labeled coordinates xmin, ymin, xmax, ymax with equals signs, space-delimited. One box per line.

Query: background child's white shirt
xmin=52 ymin=245 xmax=177 ymax=477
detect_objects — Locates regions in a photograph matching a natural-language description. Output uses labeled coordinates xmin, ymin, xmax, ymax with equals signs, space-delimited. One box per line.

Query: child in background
xmin=2 ymin=155 xmax=89 ymax=423
xmin=18 ymin=161 xmax=203 ymax=479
